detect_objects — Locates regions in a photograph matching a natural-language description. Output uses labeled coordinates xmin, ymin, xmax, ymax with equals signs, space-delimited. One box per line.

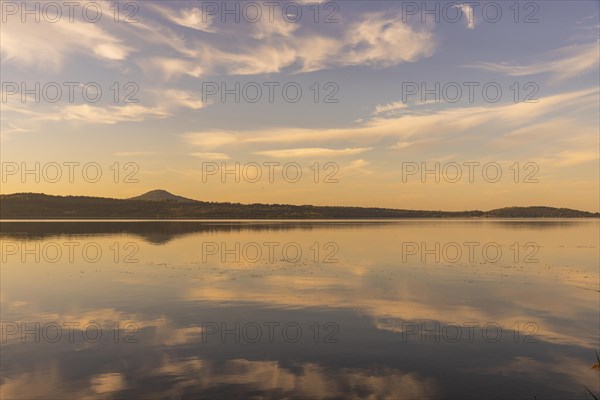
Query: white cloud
xmin=454 ymin=3 xmax=476 ymax=29
xmin=339 ymin=13 xmax=437 ymax=68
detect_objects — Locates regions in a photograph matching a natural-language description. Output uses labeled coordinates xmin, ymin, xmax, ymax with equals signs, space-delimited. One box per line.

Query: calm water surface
xmin=1 ymin=220 xmax=598 ymax=399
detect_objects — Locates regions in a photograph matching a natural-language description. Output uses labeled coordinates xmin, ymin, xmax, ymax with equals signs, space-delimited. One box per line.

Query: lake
xmin=1 ymin=220 xmax=598 ymax=399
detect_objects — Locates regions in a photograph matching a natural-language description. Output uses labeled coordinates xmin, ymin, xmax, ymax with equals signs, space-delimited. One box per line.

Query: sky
xmin=1 ymin=0 xmax=599 ymax=211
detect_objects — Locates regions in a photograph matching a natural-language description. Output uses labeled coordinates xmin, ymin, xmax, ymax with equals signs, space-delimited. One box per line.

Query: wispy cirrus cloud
xmin=51 ymin=104 xmax=171 ymax=124
xmin=225 ymin=88 xmax=598 ymax=146
xmin=181 ymin=88 xmax=598 ymax=170
xmin=253 ymin=147 xmax=372 ymax=158
xmin=2 ymin=86 xmax=206 ymax=127
xmin=147 ymin=4 xmax=215 ymax=32
xmin=183 ymin=132 xmax=238 ymax=150
xmin=373 ymin=101 xmax=408 ymax=116
xmin=465 ymin=41 xmax=599 ymax=81
xmin=114 ymin=151 xmax=159 ymax=157
xmin=189 ymin=152 xmax=230 ymax=160
xmin=156 ymin=89 xmax=206 ymax=110
xmin=143 ymin=57 xmax=204 ymax=80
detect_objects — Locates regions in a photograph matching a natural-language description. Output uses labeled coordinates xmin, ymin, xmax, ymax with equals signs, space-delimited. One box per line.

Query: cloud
xmin=148 ymin=4 xmax=214 ymax=32
xmin=181 ymin=88 xmax=598 ymax=173
xmin=144 ymin=58 xmax=204 ymax=80
xmin=373 ymin=101 xmax=408 ymax=115
xmin=339 ymin=13 xmax=437 ymax=68
xmin=3 ymin=104 xmax=171 ymax=125
xmin=159 ymin=89 xmax=206 ymax=110
xmin=0 ymin=123 xmax=32 ymax=137
xmin=454 ymin=3 xmax=476 ymax=29
xmin=344 ymin=159 xmax=374 ymax=175
xmin=58 ymin=104 xmax=171 ymax=124
xmin=465 ymin=41 xmax=599 ymax=81
xmin=0 ymin=12 xmax=132 ymax=71
xmin=254 ymin=147 xmax=372 ymax=158
xmin=554 ymin=150 xmax=599 ymax=166
xmin=240 ymin=88 xmax=598 ymax=145
xmin=137 ymin=10 xmax=436 ymax=78
xmin=189 ymin=152 xmax=230 ymax=160
xmin=149 ymin=358 xmax=438 ymax=399
xmin=183 ymin=132 xmax=238 ymax=150
xmin=0 ymin=123 xmax=32 ymax=143
xmin=2 ymin=3 xmax=437 ymax=79
xmin=204 ymin=43 xmax=299 ymax=75
xmin=249 ymin=11 xmax=300 ymax=39
xmin=114 ymin=151 xmax=158 ymax=157
xmin=391 ymin=141 xmax=413 ymax=150
xmin=1 ymin=87 xmax=206 ymax=128
xmin=126 ymin=17 xmax=199 ymax=58
xmin=91 ymin=373 xmax=127 ymax=395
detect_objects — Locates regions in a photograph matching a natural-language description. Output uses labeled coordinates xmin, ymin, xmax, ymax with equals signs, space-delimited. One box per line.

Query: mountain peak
xmin=129 ymin=190 xmax=197 ymax=203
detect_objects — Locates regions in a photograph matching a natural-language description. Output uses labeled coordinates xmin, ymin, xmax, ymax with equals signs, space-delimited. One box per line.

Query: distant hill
xmin=129 ymin=190 xmax=197 ymax=203
xmin=484 ymin=206 xmax=597 ymax=218
xmin=0 ymin=192 xmax=598 ymax=219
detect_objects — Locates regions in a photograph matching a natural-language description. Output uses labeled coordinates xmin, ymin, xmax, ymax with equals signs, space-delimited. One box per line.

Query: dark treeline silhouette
xmin=1 ymin=192 xmax=598 ymax=220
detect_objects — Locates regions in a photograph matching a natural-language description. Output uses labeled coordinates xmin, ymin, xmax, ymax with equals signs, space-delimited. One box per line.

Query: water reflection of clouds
xmin=1 ymin=221 xmax=598 ymax=398
xmin=1 ymin=367 xmax=128 ymax=400
xmin=151 ymin=358 xmax=438 ymax=399
xmin=181 ymin=267 xmax=598 ymax=350
xmin=1 ymin=358 xmax=438 ymax=400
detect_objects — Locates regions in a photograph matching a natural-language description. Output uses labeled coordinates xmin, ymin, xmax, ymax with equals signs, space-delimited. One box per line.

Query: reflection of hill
xmin=1 ymin=193 xmax=598 ymax=220
xmin=486 ymin=220 xmax=591 ymax=229
xmin=1 ymin=219 xmax=596 ymax=244
xmin=0 ymin=221 xmax=398 ymax=244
